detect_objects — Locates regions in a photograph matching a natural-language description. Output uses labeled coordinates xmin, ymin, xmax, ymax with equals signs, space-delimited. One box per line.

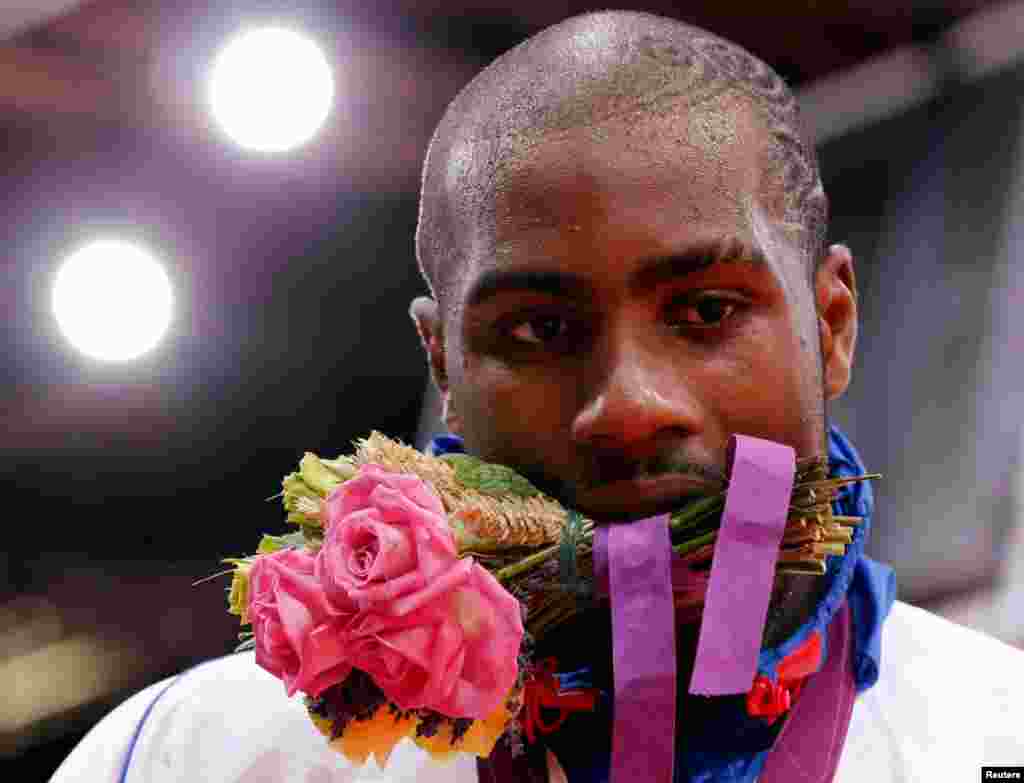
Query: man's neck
xmin=535 ymin=573 xmax=830 ymax=732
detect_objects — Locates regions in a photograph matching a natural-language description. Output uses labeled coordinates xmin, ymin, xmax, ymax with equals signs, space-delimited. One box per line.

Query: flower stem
xmin=495 ymin=544 xmax=560 ymax=583
xmin=669 ymin=494 xmax=726 ymax=533
xmin=673 ymin=529 xmax=718 ymax=557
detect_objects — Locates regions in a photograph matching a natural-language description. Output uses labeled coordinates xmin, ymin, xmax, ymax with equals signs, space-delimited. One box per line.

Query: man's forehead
xmin=492 ymin=104 xmax=759 ymax=219
xmin=438 ymin=93 xmax=801 ymax=314
xmin=483 ymin=108 xmax=767 ymax=247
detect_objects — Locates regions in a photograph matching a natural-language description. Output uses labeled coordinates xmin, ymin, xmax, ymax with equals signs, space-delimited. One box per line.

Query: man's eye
xmin=508 ymin=315 xmax=570 ymax=345
xmin=668 ymin=295 xmax=741 ymax=328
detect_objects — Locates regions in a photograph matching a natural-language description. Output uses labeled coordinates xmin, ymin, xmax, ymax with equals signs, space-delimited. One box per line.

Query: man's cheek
xmin=705 ymin=349 xmax=805 ymax=439
xmin=454 ymin=367 xmax=526 ymax=431
xmin=461 ymin=372 xmax=572 ymax=460
xmin=468 ymin=358 xmax=565 ymax=407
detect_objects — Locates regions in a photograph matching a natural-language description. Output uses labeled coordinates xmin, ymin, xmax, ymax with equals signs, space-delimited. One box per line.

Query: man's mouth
xmin=573 ymin=473 xmax=725 ymax=521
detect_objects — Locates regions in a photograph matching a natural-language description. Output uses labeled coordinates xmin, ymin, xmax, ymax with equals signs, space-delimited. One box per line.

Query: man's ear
xmin=409 ymin=296 xmax=461 ymax=434
xmin=815 ymin=244 xmax=858 ymax=402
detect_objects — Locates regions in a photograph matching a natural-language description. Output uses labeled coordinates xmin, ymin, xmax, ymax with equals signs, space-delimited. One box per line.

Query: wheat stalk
xmin=333 ymin=434 xmax=877 ymax=638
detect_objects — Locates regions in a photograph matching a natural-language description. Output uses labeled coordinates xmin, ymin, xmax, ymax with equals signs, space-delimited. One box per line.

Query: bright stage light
xmin=207 ymin=27 xmax=335 ymax=153
xmin=52 ymin=239 xmax=174 ymax=362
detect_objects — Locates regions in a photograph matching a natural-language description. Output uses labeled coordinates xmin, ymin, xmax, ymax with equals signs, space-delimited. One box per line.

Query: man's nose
xmin=570 ymin=329 xmax=705 ymax=450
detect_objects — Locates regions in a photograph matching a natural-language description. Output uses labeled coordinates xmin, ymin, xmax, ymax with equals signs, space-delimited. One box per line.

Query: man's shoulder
xmin=883 ymin=598 xmax=1024 ymax=674
xmin=49 ymin=652 xmax=314 ymax=782
xmin=837 ymin=599 xmax=1024 ymax=782
xmin=52 ymin=652 xmax=480 ymax=782
xmin=878 ymin=599 xmax=1024 ymax=717
xmin=158 ymin=650 xmax=284 ymax=702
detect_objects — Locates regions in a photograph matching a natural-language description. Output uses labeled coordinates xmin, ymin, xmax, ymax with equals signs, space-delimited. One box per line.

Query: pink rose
xmin=347 ymin=559 xmax=523 ymax=720
xmin=316 ymin=464 xmax=523 ymax=719
xmin=248 ymin=548 xmax=353 ymax=697
xmin=316 ymin=464 xmax=459 ymax=612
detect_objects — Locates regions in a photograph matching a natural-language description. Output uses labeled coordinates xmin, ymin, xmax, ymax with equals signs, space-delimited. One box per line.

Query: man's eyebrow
xmin=629 ymin=238 xmax=771 ymax=294
xmin=463 ymin=238 xmax=770 ymax=307
xmin=464 ymin=269 xmax=587 ymax=307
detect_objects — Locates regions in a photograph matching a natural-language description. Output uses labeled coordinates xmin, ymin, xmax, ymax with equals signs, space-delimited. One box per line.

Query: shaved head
xmin=409 ymin=9 xmax=860 ymax=661
xmin=416 ymin=10 xmax=827 ymax=312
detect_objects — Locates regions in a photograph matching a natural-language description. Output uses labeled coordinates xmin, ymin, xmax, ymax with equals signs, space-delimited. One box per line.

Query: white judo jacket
xmin=50 ymin=601 xmax=1024 ymax=783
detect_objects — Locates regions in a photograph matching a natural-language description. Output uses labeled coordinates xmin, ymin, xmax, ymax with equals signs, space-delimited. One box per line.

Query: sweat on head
xmin=414 ymin=10 xmax=828 ymax=316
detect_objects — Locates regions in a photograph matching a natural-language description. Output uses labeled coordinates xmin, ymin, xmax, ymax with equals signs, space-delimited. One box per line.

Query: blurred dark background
xmin=4 ymin=1 xmax=1024 ymax=779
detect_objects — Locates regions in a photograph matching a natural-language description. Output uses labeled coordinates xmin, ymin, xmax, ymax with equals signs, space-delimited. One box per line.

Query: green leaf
xmin=235 ymin=635 xmax=256 ymax=653
xmin=299 ymin=453 xmax=346 ymax=496
xmin=226 ymin=563 xmax=252 ymax=622
xmin=221 ymin=556 xmax=255 ymax=567
xmin=440 ymin=454 xmax=541 ymax=498
xmin=282 ymin=471 xmax=323 ymax=528
xmin=257 ymin=531 xmax=307 ymax=554
xmin=299 ymin=524 xmax=324 ymax=552
xmin=282 ymin=472 xmax=318 ymax=508
xmin=559 ymin=509 xmax=592 ymax=608
xmin=319 ymin=455 xmax=357 ymax=481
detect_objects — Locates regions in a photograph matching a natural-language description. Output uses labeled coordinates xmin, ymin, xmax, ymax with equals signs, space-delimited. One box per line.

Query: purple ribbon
xmin=477 ymin=604 xmax=859 ymax=783
xmin=690 ymin=435 xmax=795 ymax=695
xmin=593 ymin=546 xmax=708 ymax=600
xmin=583 ymin=435 xmax=798 ymax=783
xmin=595 ymin=514 xmax=676 ymax=783
xmin=759 ymin=600 xmax=857 ymax=782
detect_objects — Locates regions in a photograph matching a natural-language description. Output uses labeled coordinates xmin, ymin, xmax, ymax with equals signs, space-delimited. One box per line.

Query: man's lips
xmin=574 ymin=473 xmax=726 ymax=520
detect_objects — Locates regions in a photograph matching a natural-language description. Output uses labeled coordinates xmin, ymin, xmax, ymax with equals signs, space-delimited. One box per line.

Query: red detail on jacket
xmin=746 ymin=630 xmax=823 ymax=725
xmin=521 ymin=658 xmax=600 ymax=744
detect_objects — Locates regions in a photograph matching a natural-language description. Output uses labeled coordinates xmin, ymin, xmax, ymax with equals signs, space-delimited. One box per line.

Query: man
xmin=52 ymin=10 xmax=1024 ymax=783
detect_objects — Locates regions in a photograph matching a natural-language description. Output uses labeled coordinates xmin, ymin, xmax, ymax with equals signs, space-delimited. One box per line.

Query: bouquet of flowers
xmin=217 ymin=432 xmax=877 ymax=768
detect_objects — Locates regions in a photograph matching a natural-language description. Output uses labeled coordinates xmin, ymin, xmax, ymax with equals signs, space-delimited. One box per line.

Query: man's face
xmin=436 ymin=103 xmax=842 ymax=521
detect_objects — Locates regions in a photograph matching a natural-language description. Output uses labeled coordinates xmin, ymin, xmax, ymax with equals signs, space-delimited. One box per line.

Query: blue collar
xmin=756 ymin=424 xmax=896 ymax=692
xmin=428 ymin=426 xmax=896 ymax=783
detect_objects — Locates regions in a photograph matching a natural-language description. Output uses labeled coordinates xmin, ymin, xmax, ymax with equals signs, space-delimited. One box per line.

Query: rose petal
xmin=282 ymin=566 xmax=338 ymax=620
xmin=325 ymin=474 xmax=380 ymax=528
xmin=345 ymin=601 xmax=443 ymax=638
xmin=369 ymin=484 xmax=455 ymax=557
xmin=350 ymin=636 xmax=427 ymax=710
xmin=358 ymin=520 xmax=416 ymax=583
xmin=376 ymin=624 xmax=437 ymax=673
xmin=254 ymin=616 xmax=297 ymax=683
xmin=442 ymin=564 xmax=523 ymax=718
xmin=348 ymin=570 xmax=426 ymax=611
xmin=420 ymin=616 xmax=465 ymax=708
xmin=386 ymin=558 xmax=472 ymax=617
xmin=298 ymin=621 xmax=354 ymax=697
xmin=276 ymin=590 xmax=314 ymax=661
xmin=390 ymin=473 xmax=446 ymax=516
xmin=442 ymin=673 xmax=493 ymax=720
xmin=314 ymin=554 xmax=359 ymax=613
